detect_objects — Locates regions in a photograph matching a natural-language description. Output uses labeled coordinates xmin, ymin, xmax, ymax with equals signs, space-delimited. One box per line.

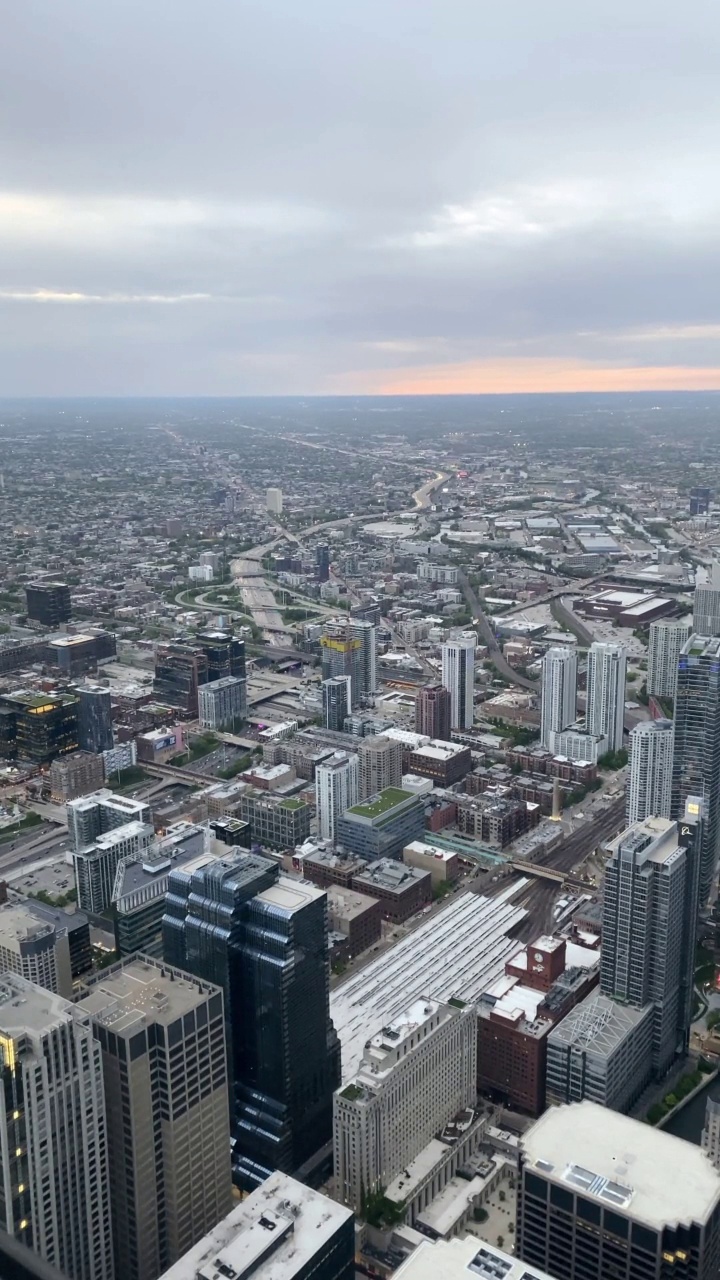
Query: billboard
xmin=153 ymin=734 xmax=177 ymax=752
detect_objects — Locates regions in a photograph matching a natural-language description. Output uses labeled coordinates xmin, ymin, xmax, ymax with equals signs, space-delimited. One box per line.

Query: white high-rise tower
xmin=694 ymin=562 xmax=720 ymax=636
xmin=316 ymin=752 xmax=360 ymax=842
xmin=626 ymin=719 xmax=674 ymax=824
xmin=586 ymin=641 xmax=626 ymax=754
xmin=540 ymin=647 xmax=577 ymax=748
xmin=441 ymin=633 xmax=476 ymax=729
xmin=0 ymin=975 xmax=113 ymax=1280
xmin=647 ymin=618 xmax=692 ymax=698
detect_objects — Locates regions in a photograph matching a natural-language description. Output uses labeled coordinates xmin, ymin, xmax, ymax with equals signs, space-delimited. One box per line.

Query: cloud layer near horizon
xmin=2 ymin=0 xmax=720 ymax=395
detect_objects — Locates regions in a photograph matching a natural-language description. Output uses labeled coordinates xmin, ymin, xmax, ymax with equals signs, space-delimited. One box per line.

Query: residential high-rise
xmin=350 ymin=619 xmax=377 ymax=700
xmin=316 ymin=753 xmax=360 ymax=842
xmin=691 ymin=486 xmax=712 ymax=516
xmin=540 ymin=646 xmax=577 ymax=748
xmin=517 ymin=1101 xmax=720 ymax=1280
xmin=316 ymin=543 xmax=330 ymax=582
xmin=321 ymin=624 xmax=363 ymax=707
xmin=73 ymin=820 xmax=155 ymax=914
xmin=156 ymin=1171 xmax=354 ymax=1280
xmin=322 ymin=675 xmax=352 ymax=731
xmin=0 ymin=975 xmax=113 ymax=1280
xmin=67 ymin=788 xmax=152 ymax=851
xmin=163 ymin=851 xmax=341 ymax=1189
xmin=333 ymin=998 xmax=476 ymax=1211
xmin=197 ymin=675 xmax=246 ymax=730
xmin=76 ymin=687 xmax=114 ymax=754
xmin=0 ymin=901 xmax=73 ymax=998
xmin=357 ymin=734 xmax=403 ymax=799
xmin=601 ymin=816 xmax=689 ymax=1076
xmin=415 ymin=683 xmax=451 ymax=740
xmin=626 ymin=719 xmax=674 ymax=825
xmin=672 ymin=635 xmax=720 ymax=902
xmin=25 ymin=581 xmax=71 ymax=628
xmin=78 ymin=956 xmax=232 ymax=1280
xmin=694 ymin=561 xmax=720 ymax=636
xmin=111 ymin=822 xmax=205 ymax=958
xmin=49 ymin=750 xmax=105 ymax=802
xmin=441 ymin=633 xmax=476 ymax=729
xmin=585 ymin=641 xmax=626 ymax=754
xmin=266 ymin=487 xmax=283 ymax=514
xmin=647 ymin=618 xmax=691 ymax=698
xmin=703 ymin=1097 xmax=720 ymax=1171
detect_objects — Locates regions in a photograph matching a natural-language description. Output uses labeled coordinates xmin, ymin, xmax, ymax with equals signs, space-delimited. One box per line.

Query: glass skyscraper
xmin=76 ymin=686 xmax=114 ymax=754
xmin=163 ymin=851 xmax=341 ymax=1188
xmin=671 ymin=636 xmax=720 ymax=904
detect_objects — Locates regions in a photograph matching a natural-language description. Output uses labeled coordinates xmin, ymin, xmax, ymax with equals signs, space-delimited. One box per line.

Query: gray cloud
xmin=1 ymin=0 xmax=720 ymax=393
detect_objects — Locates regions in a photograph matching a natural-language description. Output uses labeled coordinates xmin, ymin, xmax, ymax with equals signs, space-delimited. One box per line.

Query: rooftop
xmin=256 ymin=877 xmax=324 ymax=914
xmin=78 ymin=957 xmax=219 ymax=1033
xmin=0 ymin=973 xmax=77 ymax=1041
xmin=348 ymin=787 xmax=413 ymax=819
xmin=354 ymin=859 xmax=429 ymax=893
xmin=523 ymin=1100 xmax=720 ymax=1230
xmin=331 ymin=886 xmax=527 ymax=1080
xmin=548 ymin=991 xmax=652 ymax=1056
xmin=326 ymin=884 xmax=377 ymax=920
xmin=393 ymin=1236 xmax=555 ymax=1280
xmin=157 ymin=1169 xmax=352 ymax=1280
xmin=404 ymin=839 xmax=457 ymax=863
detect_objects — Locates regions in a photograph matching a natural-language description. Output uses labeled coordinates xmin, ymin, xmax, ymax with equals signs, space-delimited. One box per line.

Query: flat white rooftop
xmin=393 ymin=1236 xmax=554 ymax=1280
xmin=256 ymin=877 xmax=324 ymax=914
xmin=523 ymin=1100 xmax=720 ymax=1231
xmin=404 ymin=839 xmax=457 ymax=863
xmin=158 ymin=1170 xmax=352 ymax=1280
xmin=331 ymin=888 xmax=526 ymax=1081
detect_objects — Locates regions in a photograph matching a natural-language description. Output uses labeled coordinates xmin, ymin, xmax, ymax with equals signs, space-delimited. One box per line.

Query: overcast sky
xmin=3 ymin=0 xmax=720 ymax=395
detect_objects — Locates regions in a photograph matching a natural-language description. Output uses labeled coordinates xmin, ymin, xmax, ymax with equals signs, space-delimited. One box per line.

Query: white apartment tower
xmin=694 ymin=561 xmax=720 ymax=637
xmin=586 ymin=641 xmax=626 ymax=754
xmin=647 ymin=618 xmax=692 ymax=698
xmin=266 ymin=487 xmax=283 ymax=515
xmin=703 ymin=1097 xmax=720 ymax=1171
xmin=540 ymin=647 xmax=577 ymax=748
xmin=316 ymin=752 xmax=360 ymax=843
xmin=626 ymin=719 xmax=674 ymax=825
xmin=333 ymin=998 xmax=476 ymax=1211
xmin=0 ymin=974 xmax=113 ymax=1280
xmin=441 ymin=634 xmax=476 ymax=730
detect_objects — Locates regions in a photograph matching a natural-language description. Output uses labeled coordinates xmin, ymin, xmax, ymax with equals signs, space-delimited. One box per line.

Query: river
xmin=664 ymin=1074 xmax=720 ymax=1144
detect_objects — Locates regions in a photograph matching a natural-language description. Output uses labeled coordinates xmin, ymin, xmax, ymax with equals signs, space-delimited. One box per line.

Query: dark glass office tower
xmin=196 ymin=631 xmax=246 ymax=681
xmin=316 ymin=544 xmax=330 ymax=582
xmin=25 ymin=581 xmax=71 ymax=627
xmin=163 ymin=851 xmax=341 ymax=1189
xmin=671 ymin=636 xmax=720 ymax=904
xmin=76 ymin=687 xmax=114 ymax=753
xmin=153 ymin=643 xmax=209 ymax=715
xmin=322 ymin=675 xmax=351 ymax=731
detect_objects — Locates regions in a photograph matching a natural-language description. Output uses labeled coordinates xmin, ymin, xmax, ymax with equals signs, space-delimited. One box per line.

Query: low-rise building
xmin=135 ymin=726 xmax=185 ymax=764
xmin=326 ymin=884 xmax=382 ymax=961
xmin=299 ymin=846 xmax=369 ymax=888
xmin=238 ymin=789 xmax=311 ymax=849
xmin=402 ymin=839 xmax=460 ymax=886
xmin=455 ymin=791 xmax=540 ymax=848
xmin=352 ymin=858 xmax=432 ymax=923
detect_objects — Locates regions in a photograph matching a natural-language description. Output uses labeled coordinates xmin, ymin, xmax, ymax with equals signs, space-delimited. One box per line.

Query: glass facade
xmin=163 ymin=851 xmax=340 ymax=1188
xmin=76 ymin=689 xmax=113 ymax=754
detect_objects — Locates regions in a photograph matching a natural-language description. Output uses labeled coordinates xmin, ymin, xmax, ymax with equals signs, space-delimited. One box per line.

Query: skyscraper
xmin=671 ymin=635 xmax=720 ymax=902
xmin=266 ymin=487 xmax=283 ymax=514
xmin=357 ymin=735 xmax=403 ymax=799
xmin=316 ymin=543 xmax=330 ymax=582
xmin=76 ymin=687 xmax=114 ymax=754
xmin=626 ymin=719 xmax=674 ymax=825
xmin=691 ymin=486 xmax=712 ymax=516
xmin=197 ymin=675 xmax=246 ymax=730
xmin=601 ymin=816 xmax=688 ymax=1076
xmin=153 ymin=643 xmax=209 ymax=716
xmin=0 ymin=975 xmax=113 ymax=1280
xmin=585 ymin=641 xmax=626 ymax=754
xmin=163 ymin=851 xmax=341 ymax=1189
xmin=441 ymin=633 xmax=476 ymax=729
xmin=415 ymin=684 xmax=451 ymax=740
xmin=647 ymin=618 xmax=691 ymax=698
xmin=322 ymin=675 xmax=351 ymax=731
xmin=78 ymin=956 xmax=232 ymax=1280
xmin=694 ymin=561 xmax=720 ymax=636
xmin=316 ymin=752 xmax=360 ymax=842
xmin=517 ymin=1101 xmax=720 ymax=1280
xmin=540 ymin=647 xmax=577 ymax=748
xmin=321 ymin=619 xmax=376 ymax=706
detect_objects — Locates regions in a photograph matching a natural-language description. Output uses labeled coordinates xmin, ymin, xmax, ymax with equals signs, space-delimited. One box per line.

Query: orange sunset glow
xmin=366 ymin=359 xmax=720 ymax=396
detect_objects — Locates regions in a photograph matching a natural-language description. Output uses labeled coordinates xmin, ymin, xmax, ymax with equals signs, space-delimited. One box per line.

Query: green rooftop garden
xmin=279 ymin=798 xmax=306 ymax=810
xmin=348 ymin=787 xmax=411 ymax=819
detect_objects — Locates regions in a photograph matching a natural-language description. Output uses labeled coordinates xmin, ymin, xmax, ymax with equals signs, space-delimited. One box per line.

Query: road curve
xmin=457 ymin=569 xmax=540 ymax=693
